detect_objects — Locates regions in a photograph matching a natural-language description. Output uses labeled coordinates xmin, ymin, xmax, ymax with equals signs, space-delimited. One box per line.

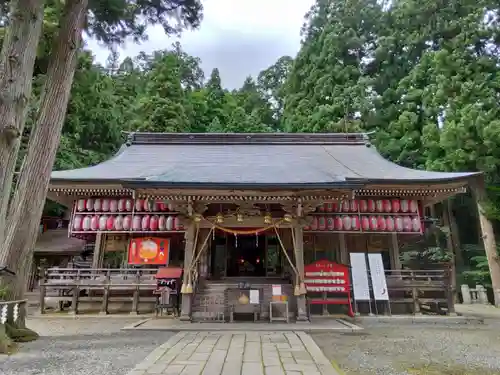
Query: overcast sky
xmin=89 ymin=0 xmax=315 ymax=89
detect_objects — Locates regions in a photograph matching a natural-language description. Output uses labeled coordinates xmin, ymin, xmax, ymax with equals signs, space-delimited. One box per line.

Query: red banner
xmin=304 ymin=260 xmax=353 ymax=317
xmin=128 ymin=237 xmax=169 ymax=265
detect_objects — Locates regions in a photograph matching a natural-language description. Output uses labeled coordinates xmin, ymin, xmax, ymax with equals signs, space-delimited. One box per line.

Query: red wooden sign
xmin=304 ymin=260 xmax=354 ymax=317
xmin=128 ymin=237 xmax=169 ymax=265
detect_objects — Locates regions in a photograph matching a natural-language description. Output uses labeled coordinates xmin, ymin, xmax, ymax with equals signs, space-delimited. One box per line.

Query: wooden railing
xmin=39 ymin=268 xmax=159 ymax=315
xmin=383 ymin=269 xmax=454 ymax=314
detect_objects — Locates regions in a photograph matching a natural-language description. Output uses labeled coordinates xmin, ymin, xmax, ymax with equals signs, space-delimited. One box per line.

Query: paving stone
xmin=283 ymin=363 xmax=320 ymax=372
xmin=278 ymin=351 xmax=292 ymax=358
xmin=264 ymin=365 xmax=285 ymax=375
xmin=242 ymin=362 xmax=264 ymax=375
xmin=221 ymin=361 xmax=242 ymax=375
xmin=163 ymin=364 xmax=186 ymax=374
xmin=189 ymin=352 xmax=211 ymax=362
xmin=180 ymin=363 xmax=205 ymax=375
xmin=262 ymin=355 xmax=281 ymax=366
xmin=243 ymin=341 xmax=261 ymax=362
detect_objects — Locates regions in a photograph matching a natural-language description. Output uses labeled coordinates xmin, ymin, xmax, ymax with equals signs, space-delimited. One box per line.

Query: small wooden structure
xmin=44 ymin=132 xmax=483 ymax=319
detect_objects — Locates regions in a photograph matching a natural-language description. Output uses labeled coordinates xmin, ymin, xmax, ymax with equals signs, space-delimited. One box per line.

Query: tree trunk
xmin=0 ymin=0 xmax=44 ymax=247
xmin=0 ymin=0 xmax=88 ymax=300
xmin=473 ymin=180 xmax=500 ymax=307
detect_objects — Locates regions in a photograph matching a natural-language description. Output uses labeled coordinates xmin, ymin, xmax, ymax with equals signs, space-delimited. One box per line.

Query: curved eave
xmin=346 ymin=172 xmax=482 ymax=186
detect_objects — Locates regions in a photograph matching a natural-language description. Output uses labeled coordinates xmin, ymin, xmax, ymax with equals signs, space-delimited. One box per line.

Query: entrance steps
xmin=191 ymin=278 xmax=294 ymax=321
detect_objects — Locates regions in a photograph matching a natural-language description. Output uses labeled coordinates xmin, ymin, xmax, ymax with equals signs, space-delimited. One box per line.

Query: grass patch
xmin=405 ymin=363 xmax=500 ymax=375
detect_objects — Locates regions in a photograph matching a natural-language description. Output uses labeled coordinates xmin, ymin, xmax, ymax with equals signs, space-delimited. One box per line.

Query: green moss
xmin=5 ymin=323 xmax=39 ymax=343
xmin=0 ymin=330 xmax=17 ymax=355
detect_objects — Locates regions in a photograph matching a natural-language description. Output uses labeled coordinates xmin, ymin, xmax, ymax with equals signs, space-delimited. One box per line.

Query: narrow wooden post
xmin=100 ymin=270 xmax=110 ymax=315
xmin=293 ymin=223 xmax=308 ymax=322
xmin=131 ymin=270 xmax=140 ymax=315
xmin=38 ymin=267 xmax=46 ymax=314
xmin=446 ymin=266 xmax=456 ymax=315
xmin=472 ymin=177 xmax=500 ymax=307
xmin=339 ymin=233 xmax=348 ymax=264
xmin=390 ymin=233 xmax=401 ymax=270
xmin=411 ymin=272 xmax=421 ymax=315
xmin=91 ymin=232 xmax=104 ymax=269
xmin=69 ymin=269 xmax=81 ymax=315
xmin=180 ymin=220 xmax=196 ymax=321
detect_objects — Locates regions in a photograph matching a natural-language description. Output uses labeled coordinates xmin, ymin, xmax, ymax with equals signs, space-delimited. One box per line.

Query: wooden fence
xmin=0 ymin=299 xmax=28 ymax=331
xmin=39 ymin=268 xmax=159 ymax=315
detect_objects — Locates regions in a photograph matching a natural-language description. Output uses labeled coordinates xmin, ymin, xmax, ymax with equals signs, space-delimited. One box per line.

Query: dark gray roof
xmin=50 ymin=133 xmax=479 ymax=188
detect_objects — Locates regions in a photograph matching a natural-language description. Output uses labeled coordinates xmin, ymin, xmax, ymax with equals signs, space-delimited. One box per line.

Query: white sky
xmin=89 ymin=0 xmax=315 ymax=89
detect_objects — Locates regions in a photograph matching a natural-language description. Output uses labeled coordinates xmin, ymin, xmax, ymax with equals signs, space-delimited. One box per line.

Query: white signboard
xmin=250 ymin=289 xmax=260 ymax=304
xmin=349 ymin=253 xmax=371 ymax=301
xmin=272 ymin=284 xmax=282 ymax=296
xmin=368 ymin=253 xmax=389 ymax=301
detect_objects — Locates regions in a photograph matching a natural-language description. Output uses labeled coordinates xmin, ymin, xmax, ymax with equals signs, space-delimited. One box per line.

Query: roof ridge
xmin=124 ymin=132 xmax=369 ymax=146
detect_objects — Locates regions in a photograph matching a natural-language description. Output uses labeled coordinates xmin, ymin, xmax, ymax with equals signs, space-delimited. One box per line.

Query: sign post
xmin=304 ymin=260 xmax=354 ymax=317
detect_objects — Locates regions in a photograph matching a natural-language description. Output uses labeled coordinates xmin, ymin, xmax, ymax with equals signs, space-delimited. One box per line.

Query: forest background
xmin=5 ymin=0 xmax=500 ymax=293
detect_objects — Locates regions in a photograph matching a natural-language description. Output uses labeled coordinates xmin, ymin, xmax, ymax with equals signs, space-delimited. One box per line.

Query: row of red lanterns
xmin=72 ymin=214 xmax=184 ymax=232
xmin=304 ymin=216 xmax=421 ymax=232
xmin=318 ymin=199 xmax=419 ymax=213
xmin=75 ymin=198 xmax=175 ymax=213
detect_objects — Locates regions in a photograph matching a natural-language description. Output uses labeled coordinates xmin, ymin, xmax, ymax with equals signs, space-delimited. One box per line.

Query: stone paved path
xmin=127 ymin=331 xmax=340 ymax=375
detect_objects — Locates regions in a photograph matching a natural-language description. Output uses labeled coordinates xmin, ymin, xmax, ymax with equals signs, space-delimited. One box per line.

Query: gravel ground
xmin=313 ymin=320 xmax=500 ymax=375
xmin=0 ymin=317 xmax=173 ymax=375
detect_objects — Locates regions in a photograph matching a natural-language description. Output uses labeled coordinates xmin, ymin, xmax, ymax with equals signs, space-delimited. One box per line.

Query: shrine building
xmin=44 ymin=132 xmax=480 ymax=320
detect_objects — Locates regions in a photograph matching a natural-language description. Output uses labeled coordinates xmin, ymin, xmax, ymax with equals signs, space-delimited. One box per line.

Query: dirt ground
xmin=312 ymin=320 xmax=500 ymax=375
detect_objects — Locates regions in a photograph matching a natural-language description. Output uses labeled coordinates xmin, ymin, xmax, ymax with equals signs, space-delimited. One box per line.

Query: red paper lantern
xmin=400 ymin=199 xmax=410 ymax=213
xmin=410 ymin=200 xmax=418 ymax=213
xmin=114 ymin=215 xmax=124 ymax=230
xmin=403 ymin=216 xmax=412 ymax=232
xmin=332 ymin=202 xmax=340 ymax=212
xmin=318 ymin=204 xmax=325 ymax=212
xmin=76 ymin=199 xmax=86 ymax=212
xmin=135 ymin=199 xmax=144 ymax=212
xmin=351 ymin=216 xmax=360 ymax=231
xmin=350 ymin=200 xmax=358 ymax=212
xmin=118 ymin=199 xmax=126 ymax=212
xmin=125 ymin=199 xmax=133 ymax=212
xmin=86 ymin=199 xmax=94 ymax=212
xmin=167 ymin=204 xmax=175 ymax=212
xmin=369 ymin=216 xmax=378 ymax=231
xmin=150 ymin=215 xmax=159 ymax=231
xmin=391 ymin=199 xmax=401 ymax=213
xmin=166 ymin=216 xmax=174 ymax=231
xmin=383 ymin=200 xmax=391 ymax=212
xmin=325 ymin=203 xmax=334 ymax=213
xmin=385 ymin=216 xmax=395 ymax=231
xmin=326 ymin=217 xmax=335 ymax=230
xmin=375 ymin=200 xmax=384 ymax=212
xmin=377 ymin=216 xmax=386 ymax=231
xmin=341 ymin=200 xmax=350 ymax=212
xmin=367 ymin=200 xmax=376 ymax=212
xmin=123 ymin=215 xmax=132 ymax=230
xmin=310 ymin=217 xmax=318 ymax=231
xmin=132 ymin=216 xmax=141 ymax=231
xmin=152 ymin=201 xmax=160 ymax=212
xmin=411 ymin=217 xmax=421 ymax=232
xmin=359 ymin=200 xmax=368 ymax=212
xmin=318 ymin=217 xmax=326 ymax=230
xmin=141 ymin=215 xmax=150 ymax=230
xmin=342 ymin=216 xmax=352 ymax=230
xmin=82 ymin=215 xmax=92 ymax=231
xmin=158 ymin=216 xmax=166 ymax=230
xmin=99 ymin=215 xmax=107 ymax=230
xmin=90 ymin=215 xmax=99 ymax=231
xmin=394 ymin=217 xmax=404 ymax=232
xmin=361 ymin=216 xmax=370 ymax=231
xmin=334 ymin=216 xmax=343 ymax=230
xmin=73 ymin=215 xmax=82 ymax=231
xmin=106 ymin=216 xmax=114 ymax=231
xmin=102 ymin=199 xmax=110 ymax=212
xmin=109 ymin=200 xmax=118 ymax=213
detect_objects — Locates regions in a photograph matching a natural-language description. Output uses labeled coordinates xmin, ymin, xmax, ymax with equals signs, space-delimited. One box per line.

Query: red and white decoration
xmin=71 ymin=197 xmax=183 ymax=233
xmin=305 ymin=198 xmax=422 ymax=233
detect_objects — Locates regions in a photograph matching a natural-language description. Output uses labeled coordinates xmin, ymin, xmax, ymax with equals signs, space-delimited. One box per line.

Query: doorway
xmin=226 ymin=234 xmax=266 ymax=277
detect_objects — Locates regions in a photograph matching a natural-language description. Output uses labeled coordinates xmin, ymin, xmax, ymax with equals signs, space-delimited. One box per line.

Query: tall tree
xmin=0 ymin=0 xmax=203 ymax=298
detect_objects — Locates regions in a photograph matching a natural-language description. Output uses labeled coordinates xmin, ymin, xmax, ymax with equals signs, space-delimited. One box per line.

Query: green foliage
xmin=460 ymin=243 xmax=500 ymax=287
xmin=400 ymin=227 xmax=453 ymax=269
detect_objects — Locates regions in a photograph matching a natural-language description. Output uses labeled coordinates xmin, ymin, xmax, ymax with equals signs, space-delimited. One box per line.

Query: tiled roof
xmin=50 ymin=133 xmax=479 ymax=188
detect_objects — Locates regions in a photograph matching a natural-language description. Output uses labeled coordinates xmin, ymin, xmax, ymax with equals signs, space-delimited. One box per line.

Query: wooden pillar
xmin=390 ymin=233 xmax=401 ymax=270
xmin=180 ymin=220 xmax=196 ymax=321
xmin=293 ymin=223 xmax=308 ymax=321
xmin=339 ymin=233 xmax=348 ymax=265
xmin=473 ymin=180 xmax=500 ymax=307
xmin=442 ymin=199 xmax=458 ymax=301
xmin=91 ymin=232 xmax=104 ymax=269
